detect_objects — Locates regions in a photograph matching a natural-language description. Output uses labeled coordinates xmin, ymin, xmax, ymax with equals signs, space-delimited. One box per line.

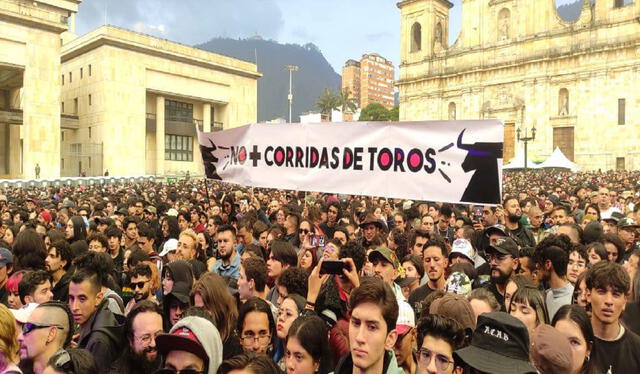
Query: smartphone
xmin=320 ymin=260 xmax=348 ymax=275
xmin=473 ymin=207 xmax=483 ymax=223
xmin=310 ymin=235 xmax=325 ymax=247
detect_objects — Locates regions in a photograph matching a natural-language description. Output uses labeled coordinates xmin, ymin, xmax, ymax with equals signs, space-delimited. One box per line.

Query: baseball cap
xmin=618 ymin=217 xmax=639 ymax=229
xmin=10 ymin=303 xmax=38 ymax=324
xmin=429 ymin=293 xmax=476 ymax=332
xmin=39 ymin=211 xmax=52 ymax=225
xmin=62 ymin=200 xmax=76 ymax=208
xmin=0 ymin=248 xmax=13 ymax=267
xmin=487 ymin=237 xmax=519 ymax=257
xmin=368 ymin=246 xmax=401 ymax=272
xmin=144 ymin=206 xmax=157 ymax=214
xmin=396 ymin=301 xmax=415 ymax=336
xmin=530 ymin=324 xmax=573 ymax=374
xmin=602 ymin=211 xmax=624 ymax=223
xmin=449 ymin=239 xmax=475 ymax=264
xmin=159 ymin=238 xmax=179 ymax=257
xmin=157 ymin=318 xmax=210 ymax=369
xmin=485 ymin=224 xmax=507 ymax=237
xmin=454 ymin=312 xmax=537 ymax=374
xmin=445 ymin=272 xmax=472 ymax=297
xmin=166 ymin=208 xmax=179 ymax=217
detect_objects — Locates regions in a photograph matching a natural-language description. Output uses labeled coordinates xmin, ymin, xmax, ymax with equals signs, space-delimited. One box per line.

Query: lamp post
xmin=285 ymin=65 xmax=299 ymax=123
xmin=516 ymin=123 xmax=537 ymax=169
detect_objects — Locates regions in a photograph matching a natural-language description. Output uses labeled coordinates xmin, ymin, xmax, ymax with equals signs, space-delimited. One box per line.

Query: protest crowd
xmin=0 ymin=169 xmax=640 ymax=374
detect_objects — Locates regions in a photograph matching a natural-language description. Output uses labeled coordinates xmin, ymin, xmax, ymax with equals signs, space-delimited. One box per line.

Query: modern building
xmin=341 ymin=53 xmax=395 ymax=110
xmin=397 ymin=0 xmax=640 ymax=170
xmin=59 ymin=26 xmax=260 ymax=177
xmin=0 ymin=0 xmax=82 ymax=179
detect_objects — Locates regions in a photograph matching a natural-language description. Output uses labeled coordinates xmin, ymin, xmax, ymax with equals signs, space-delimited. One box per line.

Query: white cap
xmin=402 ymin=200 xmax=414 ymax=211
xmin=166 ymin=208 xmax=179 ymax=217
xmin=396 ymin=300 xmax=415 ymax=335
xmin=159 ymin=238 xmax=179 ymax=257
xmin=449 ymin=239 xmax=475 ymax=264
xmin=10 ymin=303 xmax=39 ymax=324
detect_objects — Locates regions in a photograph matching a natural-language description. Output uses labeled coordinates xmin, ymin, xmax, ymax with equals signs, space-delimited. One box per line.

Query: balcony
xmin=145 ymin=113 xmax=219 ymax=133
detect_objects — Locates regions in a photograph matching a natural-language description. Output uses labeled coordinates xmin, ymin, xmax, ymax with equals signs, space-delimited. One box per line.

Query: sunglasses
xmin=299 ymin=229 xmax=310 ymax=234
xmin=154 ymin=369 xmax=204 ymax=374
xmin=130 ymin=281 xmax=148 ymax=290
xmin=22 ymin=322 xmax=64 ymax=335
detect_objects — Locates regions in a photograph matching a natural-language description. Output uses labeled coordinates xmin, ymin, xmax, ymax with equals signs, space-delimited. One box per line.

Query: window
xmin=411 ymin=22 xmax=422 ymax=52
xmin=616 ymin=157 xmax=625 ymax=170
xmin=165 ymin=100 xmax=193 ymax=123
xmin=61 ymin=131 xmax=65 ymax=141
xmin=73 ymin=98 xmax=78 ymax=115
xmin=61 ymin=102 xmax=64 ymax=113
xmin=615 ymin=0 xmax=633 ymax=8
xmin=88 ymin=127 xmax=92 ymax=139
xmin=80 ymin=67 xmax=83 ymax=79
xmin=61 ymin=74 xmax=64 ymax=85
xmin=61 ymin=158 xmax=64 ymax=169
xmin=618 ymin=98 xmax=626 ymax=125
xmin=164 ymin=134 xmax=193 ymax=161
xmin=88 ymin=94 xmax=92 ymax=106
xmin=89 ymin=64 xmax=92 ymax=76
xmin=69 ymin=72 xmax=72 ymax=83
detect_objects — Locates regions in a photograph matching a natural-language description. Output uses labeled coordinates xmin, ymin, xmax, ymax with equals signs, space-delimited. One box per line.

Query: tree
xmin=337 ymin=88 xmax=358 ymax=115
xmin=316 ymin=88 xmax=339 ymax=121
xmin=359 ymin=103 xmax=391 ymax=121
xmin=388 ymin=106 xmax=399 ymax=121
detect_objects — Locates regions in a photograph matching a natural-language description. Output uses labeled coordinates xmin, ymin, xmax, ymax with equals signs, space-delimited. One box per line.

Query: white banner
xmin=197 ymin=120 xmax=504 ymax=205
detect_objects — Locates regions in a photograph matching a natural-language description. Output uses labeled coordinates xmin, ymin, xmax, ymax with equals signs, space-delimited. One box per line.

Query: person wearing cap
xmin=448 ymin=239 xmax=475 ymax=267
xmin=503 ymin=197 xmax=536 ymax=248
xmin=156 ymin=315 xmax=223 ymax=374
xmin=369 ymin=246 xmax=406 ymax=302
xmin=18 ymin=301 xmax=73 ymax=374
xmin=415 ymin=314 xmax=466 ymax=374
xmin=586 ymin=261 xmax=640 ymax=373
xmin=529 ymin=324 xmax=573 ymax=374
xmin=334 ymin=277 xmax=403 ymax=374
xmin=163 ymin=281 xmax=191 ymax=331
xmin=618 ymin=217 xmax=639 ymax=261
xmin=483 ymin=237 xmax=519 ymax=311
xmin=454 ymin=312 xmax=537 ymax=374
xmin=359 ymin=213 xmax=386 ymax=248
xmin=0 ymin=247 xmax=14 ymax=306
xmin=601 ymin=211 xmax=624 ymax=235
xmin=393 ymin=301 xmax=416 ymax=374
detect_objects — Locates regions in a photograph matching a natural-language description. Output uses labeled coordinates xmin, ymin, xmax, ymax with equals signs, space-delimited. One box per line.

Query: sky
xmin=76 ymin=0 xmax=581 ymax=75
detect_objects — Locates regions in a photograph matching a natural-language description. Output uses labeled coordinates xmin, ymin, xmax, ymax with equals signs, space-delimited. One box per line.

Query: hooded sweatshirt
xmin=78 ymin=299 xmax=125 ymax=369
xmin=169 ymin=316 xmax=223 ymax=374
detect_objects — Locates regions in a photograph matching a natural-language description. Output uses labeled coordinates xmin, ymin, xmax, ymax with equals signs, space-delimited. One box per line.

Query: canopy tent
xmin=503 ymin=149 xmax=541 ymax=169
xmin=537 ymin=147 xmax=580 ymax=171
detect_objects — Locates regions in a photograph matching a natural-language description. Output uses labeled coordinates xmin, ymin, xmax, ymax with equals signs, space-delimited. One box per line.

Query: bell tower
xmin=398 ymin=0 xmax=453 ymax=64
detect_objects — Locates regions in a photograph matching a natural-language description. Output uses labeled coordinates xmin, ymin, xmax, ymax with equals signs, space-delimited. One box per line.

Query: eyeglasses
xmin=299 ymin=229 xmax=310 ymax=234
xmin=239 ymin=333 xmax=271 ymax=347
xmin=487 ymin=253 xmax=511 ymax=263
xmin=416 ymin=347 xmax=454 ymax=372
xmin=136 ymin=330 xmax=164 ymax=345
xmin=130 ymin=281 xmax=148 ymax=290
xmin=154 ymin=369 xmax=204 ymax=374
xmin=22 ymin=322 xmax=64 ymax=335
xmin=51 ymin=349 xmax=73 ymax=372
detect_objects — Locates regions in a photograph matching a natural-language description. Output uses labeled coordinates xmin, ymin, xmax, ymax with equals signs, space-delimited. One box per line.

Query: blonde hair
xmin=179 ymin=229 xmax=198 ymax=247
xmin=0 ymin=304 xmax=19 ymax=365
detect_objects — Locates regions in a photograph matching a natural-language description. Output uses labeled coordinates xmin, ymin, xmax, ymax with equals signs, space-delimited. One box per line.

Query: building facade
xmin=58 ymin=26 xmax=258 ymax=178
xmin=397 ymin=0 xmax=640 ymax=170
xmin=341 ymin=53 xmax=395 ymax=110
xmin=0 ymin=0 xmax=82 ymax=179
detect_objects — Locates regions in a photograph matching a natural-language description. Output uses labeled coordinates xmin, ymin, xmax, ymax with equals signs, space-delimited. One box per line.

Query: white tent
xmin=503 ymin=149 xmax=541 ymax=169
xmin=537 ymin=147 xmax=580 ymax=171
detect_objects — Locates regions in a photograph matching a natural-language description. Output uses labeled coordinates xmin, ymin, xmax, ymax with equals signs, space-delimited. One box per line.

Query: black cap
xmin=485 ymin=224 xmax=507 ymax=237
xmin=487 ymin=237 xmax=519 ymax=257
xmin=454 ymin=312 xmax=537 ymax=374
xmin=168 ymin=282 xmax=191 ymax=304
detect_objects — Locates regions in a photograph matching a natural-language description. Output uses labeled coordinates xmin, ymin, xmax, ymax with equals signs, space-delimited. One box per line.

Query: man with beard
xmin=320 ymin=201 xmax=341 ymax=239
xmin=483 ymin=237 xmax=519 ymax=311
xmin=109 ymin=300 xmax=163 ymax=374
xmin=211 ymin=225 xmax=240 ymax=279
xmin=124 ymin=263 xmax=158 ymax=315
xmin=46 ymin=240 xmax=73 ymax=302
xmin=408 ymin=238 xmax=448 ymax=316
xmin=503 ymin=197 xmax=535 ymax=248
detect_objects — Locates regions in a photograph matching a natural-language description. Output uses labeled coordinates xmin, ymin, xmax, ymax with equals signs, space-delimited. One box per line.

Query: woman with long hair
xmin=285 ymin=314 xmax=333 ymax=374
xmin=237 ymin=297 xmax=276 ymax=355
xmin=0 ymin=304 xmax=21 ymax=373
xmin=12 ymin=228 xmax=47 ymax=270
xmin=552 ymin=305 xmax=598 ymax=374
xmin=65 ymin=216 xmax=88 ymax=256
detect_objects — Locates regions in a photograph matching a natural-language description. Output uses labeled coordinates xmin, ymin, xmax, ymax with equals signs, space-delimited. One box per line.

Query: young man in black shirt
xmin=587 ymin=261 xmax=640 ymax=374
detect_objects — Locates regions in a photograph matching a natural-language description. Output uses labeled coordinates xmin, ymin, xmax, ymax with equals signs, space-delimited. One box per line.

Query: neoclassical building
xmin=397 ymin=0 xmax=640 ymax=170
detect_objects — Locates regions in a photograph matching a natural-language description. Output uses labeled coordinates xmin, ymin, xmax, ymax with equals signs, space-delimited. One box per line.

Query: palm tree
xmin=337 ymin=88 xmax=358 ymax=115
xmin=316 ymin=88 xmax=339 ymax=121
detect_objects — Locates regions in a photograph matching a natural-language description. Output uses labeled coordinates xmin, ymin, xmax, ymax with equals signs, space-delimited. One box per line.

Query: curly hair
xmin=277 ymin=266 xmax=309 ymax=299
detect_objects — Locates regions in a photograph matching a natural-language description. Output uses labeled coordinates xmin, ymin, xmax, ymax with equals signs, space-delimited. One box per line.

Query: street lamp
xmin=516 ymin=123 xmax=537 ymax=169
xmin=285 ymin=65 xmax=299 ymax=123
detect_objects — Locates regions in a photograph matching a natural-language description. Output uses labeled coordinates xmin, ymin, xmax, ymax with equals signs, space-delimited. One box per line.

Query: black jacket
xmin=52 ymin=271 xmax=71 ymax=302
xmin=78 ymin=299 xmax=125 ymax=371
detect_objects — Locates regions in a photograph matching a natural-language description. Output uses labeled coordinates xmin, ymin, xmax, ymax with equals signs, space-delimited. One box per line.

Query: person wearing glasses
xmin=482 ymin=237 xmax=520 ymax=311
xmin=41 ymin=348 xmax=97 ymax=374
xmin=155 ymin=315 xmax=223 ymax=374
xmin=108 ymin=300 xmax=163 ymax=374
xmin=17 ymin=301 xmax=73 ymax=374
xmin=124 ymin=263 xmax=159 ymax=316
xmin=414 ymin=314 xmax=466 ymax=374
xmin=0 ymin=304 xmax=21 ymax=373
xmin=237 ymin=297 xmax=275 ymax=355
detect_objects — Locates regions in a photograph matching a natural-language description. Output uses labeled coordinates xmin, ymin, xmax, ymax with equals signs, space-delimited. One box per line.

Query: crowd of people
xmin=0 ymin=169 xmax=639 ymax=373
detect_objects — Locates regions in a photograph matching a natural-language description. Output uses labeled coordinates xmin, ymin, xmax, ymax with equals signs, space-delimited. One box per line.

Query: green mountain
xmin=196 ymin=37 xmax=341 ymax=123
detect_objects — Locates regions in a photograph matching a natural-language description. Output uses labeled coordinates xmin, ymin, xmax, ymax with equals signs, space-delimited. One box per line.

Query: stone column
xmin=156 ymin=96 xmax=165 ymax=176
xmin=8 ymin=124 xmax=21 ymax=177
xmin=203 ymin=103 xmax=211 ymax=132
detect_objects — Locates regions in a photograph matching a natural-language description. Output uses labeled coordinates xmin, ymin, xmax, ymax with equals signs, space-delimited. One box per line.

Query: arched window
xmin=558 ymin=88 xmax=569 ymax=116
xmin=498 ymin=8 xmax=510 ymax=41
xmin=411 ymin=22 xmax=422 ymax=52
xmin=448 ymin=102 xmax=457 ymax=120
